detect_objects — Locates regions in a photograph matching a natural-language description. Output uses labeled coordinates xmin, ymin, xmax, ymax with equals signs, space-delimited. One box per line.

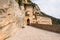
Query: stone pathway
xmin=7 ymin=26 xmax=60 ymax=40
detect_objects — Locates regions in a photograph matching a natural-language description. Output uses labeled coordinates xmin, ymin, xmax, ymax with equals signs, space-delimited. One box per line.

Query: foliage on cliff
xmin=16 ymin=0 xmax=33 ymax=5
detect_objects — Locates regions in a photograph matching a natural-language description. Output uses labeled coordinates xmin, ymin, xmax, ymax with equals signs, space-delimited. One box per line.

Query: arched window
xmin=25 ymin=11 xmax=30 ymax=16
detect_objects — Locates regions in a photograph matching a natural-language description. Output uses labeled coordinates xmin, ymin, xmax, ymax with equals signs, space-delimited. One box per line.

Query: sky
xmin=31 ymin=0 xmax=60 ymax=19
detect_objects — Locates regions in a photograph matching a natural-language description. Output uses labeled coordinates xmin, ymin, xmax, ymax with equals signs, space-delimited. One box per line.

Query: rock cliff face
xmin=0 ymin=0 xmax=23 ymax=40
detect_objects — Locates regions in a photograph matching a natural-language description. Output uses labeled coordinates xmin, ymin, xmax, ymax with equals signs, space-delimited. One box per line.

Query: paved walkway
xmin=7 ymin=26 xmax=60 ymax=40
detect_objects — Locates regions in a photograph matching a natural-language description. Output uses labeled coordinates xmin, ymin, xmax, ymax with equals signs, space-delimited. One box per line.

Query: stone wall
xmin=37 ymin=16 xmax=52 ymax=25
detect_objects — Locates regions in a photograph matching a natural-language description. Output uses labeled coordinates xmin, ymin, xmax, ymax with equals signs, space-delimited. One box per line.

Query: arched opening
xmin=27 ymin=18 xmax=30 ymax=25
